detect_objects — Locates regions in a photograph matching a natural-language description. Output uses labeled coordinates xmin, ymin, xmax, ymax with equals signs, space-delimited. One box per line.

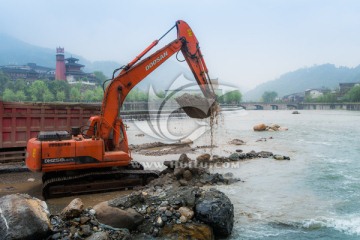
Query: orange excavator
xmin=25 ymin=20 xmax=216 ymax=198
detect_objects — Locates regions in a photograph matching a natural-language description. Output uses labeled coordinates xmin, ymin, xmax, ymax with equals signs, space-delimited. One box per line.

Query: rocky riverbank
xmin=0 ymin=154 xmax=240 ymax=240
xmin=0 ymin=145 xmax=290 ymax=240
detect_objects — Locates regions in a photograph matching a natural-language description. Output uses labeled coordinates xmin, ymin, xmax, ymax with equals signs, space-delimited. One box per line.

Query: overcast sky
xmin=1 ymin=0 xmax=360 ymax=90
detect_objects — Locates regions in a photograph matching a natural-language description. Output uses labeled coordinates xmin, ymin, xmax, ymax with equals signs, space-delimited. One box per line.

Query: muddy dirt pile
xmin=129 ymin=142 xmax=193 ymax=156
xmin=129 ymin=142 xmax=216 ymax=156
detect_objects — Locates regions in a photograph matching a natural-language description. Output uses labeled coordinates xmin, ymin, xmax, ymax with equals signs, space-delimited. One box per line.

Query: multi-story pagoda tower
xmin=55 ymin=47 xmax=66 ymax=80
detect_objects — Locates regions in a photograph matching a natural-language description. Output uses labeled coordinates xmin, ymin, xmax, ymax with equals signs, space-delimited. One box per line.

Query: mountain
xmin=0 ymin=33 xmax=55 ymax=67
xmin=244 ymin=64 xmax=360 ymax=101
xmin=0 ymin=33 xmax=193 ymax=91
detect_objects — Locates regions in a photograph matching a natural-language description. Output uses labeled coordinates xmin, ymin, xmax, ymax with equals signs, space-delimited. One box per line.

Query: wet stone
xmin=165 ymin=210 xmax=173 ymax=217
xmin=155 ymin=216 xmax=164 ymax=227
xmin=183 ymin=170 xmax=193 ymax=181
xmin=80 ymin=225 xmax=92 ymax=237
xmin=229 ymin=153 xmax=239 ymax=161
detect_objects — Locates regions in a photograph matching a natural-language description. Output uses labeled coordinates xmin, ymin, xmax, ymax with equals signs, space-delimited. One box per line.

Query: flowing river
xmin=127 ymin=109 xmax=360 ymax=239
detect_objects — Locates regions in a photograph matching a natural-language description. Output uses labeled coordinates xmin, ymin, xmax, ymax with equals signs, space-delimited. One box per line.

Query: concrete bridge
xmin=239 ymin=102 xmax=298 ymax=110
xmin=238 ymin=102 xmax=360 ymax=111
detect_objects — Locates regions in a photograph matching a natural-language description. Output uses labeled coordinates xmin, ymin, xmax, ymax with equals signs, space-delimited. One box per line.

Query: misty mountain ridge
xmin=244 ymin=64 xmax=360 ymax=101
xmin=4 ymin=32 xmax=359 ymax=100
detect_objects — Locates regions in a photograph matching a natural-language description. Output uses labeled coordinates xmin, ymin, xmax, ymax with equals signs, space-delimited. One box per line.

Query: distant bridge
xmin=239 ymin=102 xmax=298 ymax=110
xmin=238 ymin=102 xmax=360 ymax=111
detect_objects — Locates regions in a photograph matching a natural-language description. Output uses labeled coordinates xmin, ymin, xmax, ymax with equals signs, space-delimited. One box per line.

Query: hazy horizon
xmin=1 ymin=0 xmax=360 ymax=91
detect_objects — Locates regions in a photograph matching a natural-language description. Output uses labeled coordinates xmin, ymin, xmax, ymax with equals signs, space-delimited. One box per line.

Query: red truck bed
xmin=0 ymin=101 xmax=100 ymax=163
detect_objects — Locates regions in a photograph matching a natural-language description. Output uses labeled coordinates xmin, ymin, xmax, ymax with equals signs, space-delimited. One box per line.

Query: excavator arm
xmin=92 ymin=20 xmax=216 ymax=142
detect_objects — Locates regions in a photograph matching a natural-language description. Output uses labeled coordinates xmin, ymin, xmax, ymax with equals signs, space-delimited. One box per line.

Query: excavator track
xmin=42 ymin=165 xmax=159 ymax=199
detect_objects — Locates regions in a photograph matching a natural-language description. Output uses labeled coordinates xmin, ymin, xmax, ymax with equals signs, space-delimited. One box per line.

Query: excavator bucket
xmin=175 ymin=93 xmax=219 ymax=119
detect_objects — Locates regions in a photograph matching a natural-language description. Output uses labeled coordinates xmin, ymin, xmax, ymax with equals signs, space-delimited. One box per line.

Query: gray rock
xmin=224 ymin=172 xmax=234 ymax=178
xmin=228 ymin=139 xmax=246 ymax=145
xmin=174 ymin=168 xmax=185 ymax=179
xmin=246 ymin=151 xmax=258 ymax=158
xmin=165 ymin=210 xmax=173 ymax=217
xmin=80 ymin=224 xmax=92 ymax=237
xmin=195 ymin=189 xmax=234 ymax=237
xmin=179 ymin=179 xmax=188 ymax=186
xmin=201 ymin=173 xmax=225 ymax=184
xmin=178 ymin=153 xmax=191 ymax=164
xmin=166 ymin=187 xmax=199 ymax=208
xmin=93 ymin=201 xmax=143 ymax=230
xmin=238 ymin=153 xmax=247 ymax=159
xmin=258 ymin=151 xmax=273 ymax=158
xmin=183 ymin=170 xmax=193 ymax=181
xmin=0 ymin=194 xmax=51 ymax=240
xmin=109 ymin=192 xmax=142 ymax=208
xmin=85 ymin=232 xmax=109 ymax=240
xmin=51 ymin=232 xmax=61 ymax=239
xmin=228 ymin=153 xmax=239 ymax=161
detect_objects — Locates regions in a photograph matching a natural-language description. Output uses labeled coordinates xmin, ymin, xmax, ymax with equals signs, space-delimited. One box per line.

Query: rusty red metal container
xmin=0 ymin=101 xmax=100 ymax=163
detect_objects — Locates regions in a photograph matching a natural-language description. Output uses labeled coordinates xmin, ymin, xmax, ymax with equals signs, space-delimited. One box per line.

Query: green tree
xmin=13 ymin=79 xmax=28 ymax=92
xmin=93 ymin=86 xmax=104 ymax=101
xmin=0 ymin=71 xmax=10 ymax=94
xmin=15 ymin=90 xmax=27 ymax=101
xmin=56 ymin=91 xmax=66 ymax=102
xmin=83 ymin=89 xmax=95 ymax=102
xmin=2 ymin=88 xmax=16 ymax=101
xmin=316 ymin=92 xmax=338 ymax=103
xmin=126 ymin=88 xmax=144 ymax=102
xmin=344 ymin=85 xmax=360 ymax=102
xmin=48 ymin=80 xmax=70 ymax=100
xmin=70 ymin=87 xmax=81 ymax=102
xmin=262 ymin=91 xmax=278 ymax=102
xmin=226 ymin=90 xmax=242 ymax=104
xmin=43 ymin=89 xmax=54 ymax=102
xmin=29 ymin=80 xmax=51 ymax=102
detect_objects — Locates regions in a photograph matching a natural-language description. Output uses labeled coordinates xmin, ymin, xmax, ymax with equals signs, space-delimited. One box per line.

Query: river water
xmin=127 ymin=109 xmax=360 ymax=239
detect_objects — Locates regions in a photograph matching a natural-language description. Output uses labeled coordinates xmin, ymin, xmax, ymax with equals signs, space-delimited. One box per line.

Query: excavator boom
xmin=98 ymin=20 xmax=215 ymax=141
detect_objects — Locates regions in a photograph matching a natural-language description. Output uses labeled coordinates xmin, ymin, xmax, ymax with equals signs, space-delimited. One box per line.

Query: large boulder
xmin=161 ymin=223 xmax=214 ymax=240
xmin=253 ymin=123 xmax=267 ymax=131
xmin=61 ymin=198 xmax=84 ymax=219
xmin=196 ymin=154 xmax=211 ymax=163
xmin=93 ymin=201 xmax=143 ymax=230
xmin=195 ymin=189 xmax=234 ymax=237
xmin=109 ymin=192 xmax=142 ymax=208
xmin=0 ymin=194 xmax=51 ymax=240
xmin=228 ymin=139 xmax=246 ymax=145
